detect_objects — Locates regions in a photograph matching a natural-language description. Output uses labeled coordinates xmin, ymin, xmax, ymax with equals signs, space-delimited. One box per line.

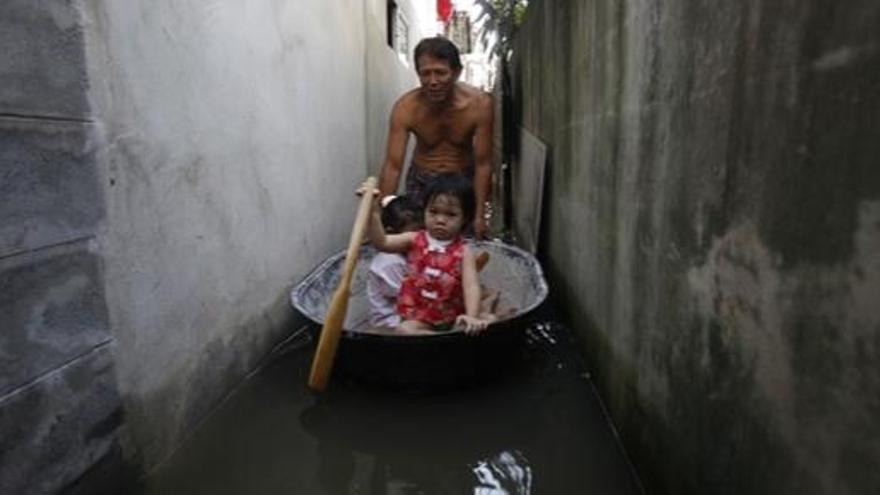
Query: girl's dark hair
xmin=381 ymin=195 xmax=422 ymax=234
xmin=414 ymin=37 xmax=462 ymax=71
xmin=424 ymin=174 xmax=476 ymax=225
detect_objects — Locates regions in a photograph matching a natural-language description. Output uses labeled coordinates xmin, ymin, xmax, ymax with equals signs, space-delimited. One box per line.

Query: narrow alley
xmin=2 ymin=1 xmax=878 ymax=494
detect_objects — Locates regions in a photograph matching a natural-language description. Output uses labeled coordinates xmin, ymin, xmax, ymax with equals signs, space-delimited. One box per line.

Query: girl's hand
xmin=456 ymin=315 xmax=489 ymax=335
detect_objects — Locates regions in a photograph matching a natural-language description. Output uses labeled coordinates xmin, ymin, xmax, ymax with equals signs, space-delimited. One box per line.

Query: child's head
xmin=423 ymin=174 xmax=475 ymax=240
xmin=381 ymin=195 xmax=422 ymax=234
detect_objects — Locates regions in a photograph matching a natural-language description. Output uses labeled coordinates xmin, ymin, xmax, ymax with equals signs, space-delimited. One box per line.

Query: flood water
xmin=137 ymin=309 xmax=643 ymax=494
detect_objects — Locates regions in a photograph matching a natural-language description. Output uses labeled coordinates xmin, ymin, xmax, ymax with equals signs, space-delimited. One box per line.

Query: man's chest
xmin=410 ymin=111 xmax=477 ymax=146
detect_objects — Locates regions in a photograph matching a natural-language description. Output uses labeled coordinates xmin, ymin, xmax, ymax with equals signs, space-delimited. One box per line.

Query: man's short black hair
xmin=424 ymin=174 xmax=476 ymax=226
xmin=414 ymin=36 xmax=462 ymax=71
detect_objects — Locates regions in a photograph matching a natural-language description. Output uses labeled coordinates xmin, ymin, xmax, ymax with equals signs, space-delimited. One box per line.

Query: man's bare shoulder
xmin=390 ymin=89 xmax=423 ymax=124
xmin=455 ymin=83 xmax=492 ymax=109
xmin=458 ymin=82 xmax=491 ymax=99
xmin=393 ymin=89 xmax=423 ymax=111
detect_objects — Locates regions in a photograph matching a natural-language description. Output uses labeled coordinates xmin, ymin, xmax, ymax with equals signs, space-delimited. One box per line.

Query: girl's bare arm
xmin=461 ymin=246 xmax=482 ymax=318
xmin=457 ymin=246 xmax=488 ymax=334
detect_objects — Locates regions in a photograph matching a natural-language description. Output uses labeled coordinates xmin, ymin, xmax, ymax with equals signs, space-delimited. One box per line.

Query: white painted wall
xmin=81 ymin=1 xmax=371 ymax=466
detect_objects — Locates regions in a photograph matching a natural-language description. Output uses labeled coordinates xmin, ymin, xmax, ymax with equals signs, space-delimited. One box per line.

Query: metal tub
xmin=291 ymin=241 xmax=548 ymax=388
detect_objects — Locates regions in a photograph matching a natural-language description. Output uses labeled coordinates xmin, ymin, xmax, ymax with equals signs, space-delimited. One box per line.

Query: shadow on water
xmin=137 ymin=306 xmax=642 ymax=494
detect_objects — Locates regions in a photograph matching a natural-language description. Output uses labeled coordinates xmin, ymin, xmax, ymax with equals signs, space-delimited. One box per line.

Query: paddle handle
xmin=308 ymin=177 xmax=377 ymax=391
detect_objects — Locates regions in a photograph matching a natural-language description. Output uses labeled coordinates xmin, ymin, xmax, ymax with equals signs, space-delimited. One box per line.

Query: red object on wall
xmin=437 ymin=0 xmax=453 ymax=22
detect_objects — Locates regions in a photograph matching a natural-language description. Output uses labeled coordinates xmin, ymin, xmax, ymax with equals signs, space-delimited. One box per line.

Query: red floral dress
xmin=397 ymin=231 xmax=465 ymax=325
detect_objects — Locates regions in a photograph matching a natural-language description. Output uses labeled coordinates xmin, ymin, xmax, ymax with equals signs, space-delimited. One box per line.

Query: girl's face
xmin=425 ymin=194 xmax=465 ymax=240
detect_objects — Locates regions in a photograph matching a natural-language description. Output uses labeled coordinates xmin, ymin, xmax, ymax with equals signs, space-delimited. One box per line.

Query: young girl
xmin=366 ymin=195 xmax=422 ymax=328
xmin=366 ymin=174 xmax=489 ymax=335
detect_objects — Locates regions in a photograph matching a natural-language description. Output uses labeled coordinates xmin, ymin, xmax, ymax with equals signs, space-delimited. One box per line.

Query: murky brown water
xmin=137 ymin=311 xmax=642 ymax=494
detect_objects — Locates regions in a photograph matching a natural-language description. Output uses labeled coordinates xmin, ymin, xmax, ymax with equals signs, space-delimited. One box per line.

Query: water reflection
xmin=138 ymin=317 xmax=641 ymax=494
xmin=473 ymin=450 xmax=533 ymax=495
xmin=298 ymin=318 xmax=615 ymax=495
xmin=301 ymin=385 xmax=538 ymax=494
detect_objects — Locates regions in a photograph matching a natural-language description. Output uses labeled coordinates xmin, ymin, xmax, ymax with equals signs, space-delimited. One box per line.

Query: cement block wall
xmin=3 ymin=0 xmax=436 ymax=490
xmin=511 ymin=1 xmax=880 ymax=493
xmin=0 ymin=1 xmax=123 ymax=493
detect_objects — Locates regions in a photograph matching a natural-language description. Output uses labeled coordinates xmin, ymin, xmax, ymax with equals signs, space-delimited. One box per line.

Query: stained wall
xmin=512 ymin=1 xmax=880 ymax=493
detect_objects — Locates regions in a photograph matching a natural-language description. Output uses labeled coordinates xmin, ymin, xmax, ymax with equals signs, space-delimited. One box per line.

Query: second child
xmin=367 ymin=195 xmax=422 ymax=328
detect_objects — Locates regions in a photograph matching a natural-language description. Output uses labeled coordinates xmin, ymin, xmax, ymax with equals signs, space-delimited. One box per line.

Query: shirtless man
xmin=378 ymin=36 xmax=494 ymax=239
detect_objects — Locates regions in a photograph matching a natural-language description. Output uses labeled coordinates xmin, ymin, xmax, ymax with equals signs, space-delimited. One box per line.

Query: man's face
xmin=416 ymin=54 xmax=459 ymax=103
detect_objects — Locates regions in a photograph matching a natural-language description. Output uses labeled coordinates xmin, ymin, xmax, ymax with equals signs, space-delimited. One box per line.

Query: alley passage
xmin=136 ymin=309 xmax=642 ymax=494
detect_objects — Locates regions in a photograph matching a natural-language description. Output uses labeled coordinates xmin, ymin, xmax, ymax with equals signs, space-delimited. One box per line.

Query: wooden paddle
xmin=308 ymin=177 xmax=378 ymax=391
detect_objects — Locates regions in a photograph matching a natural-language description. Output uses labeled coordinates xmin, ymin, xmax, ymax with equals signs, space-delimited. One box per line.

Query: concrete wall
xmin=3 ymin=0 xmax=435 ymax=491
xmin=512 ymin=1 xmax=880 ymax=494
xmin=81 ymin=0 xmax=371 ymax=469
xmin=0 ymin=1 xmax=124 ymax=493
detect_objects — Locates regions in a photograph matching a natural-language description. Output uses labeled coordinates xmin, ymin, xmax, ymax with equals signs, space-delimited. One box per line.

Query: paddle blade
xmin=307 ymin=288 xmax=349 ymax=391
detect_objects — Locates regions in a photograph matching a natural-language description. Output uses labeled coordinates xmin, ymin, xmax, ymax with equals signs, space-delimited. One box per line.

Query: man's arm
xmin=472 ymin=93 xmax=494 ymax=239
xmin=378 ymin=99 xmax=410 ymax=198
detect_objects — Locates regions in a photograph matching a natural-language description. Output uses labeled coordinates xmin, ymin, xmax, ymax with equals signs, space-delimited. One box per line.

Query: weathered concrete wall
xmin=4 ymin=0 xmax=437 ymax=489
xmin=364 ymin=0 xmax=438 ymax=178
xmin=0 ymin=1 xmax=124 ymax=493
xmin=79 ymin=0 xmax=373 ymax=469
xmin=512 ymin=1 xmax=880 ymax=493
